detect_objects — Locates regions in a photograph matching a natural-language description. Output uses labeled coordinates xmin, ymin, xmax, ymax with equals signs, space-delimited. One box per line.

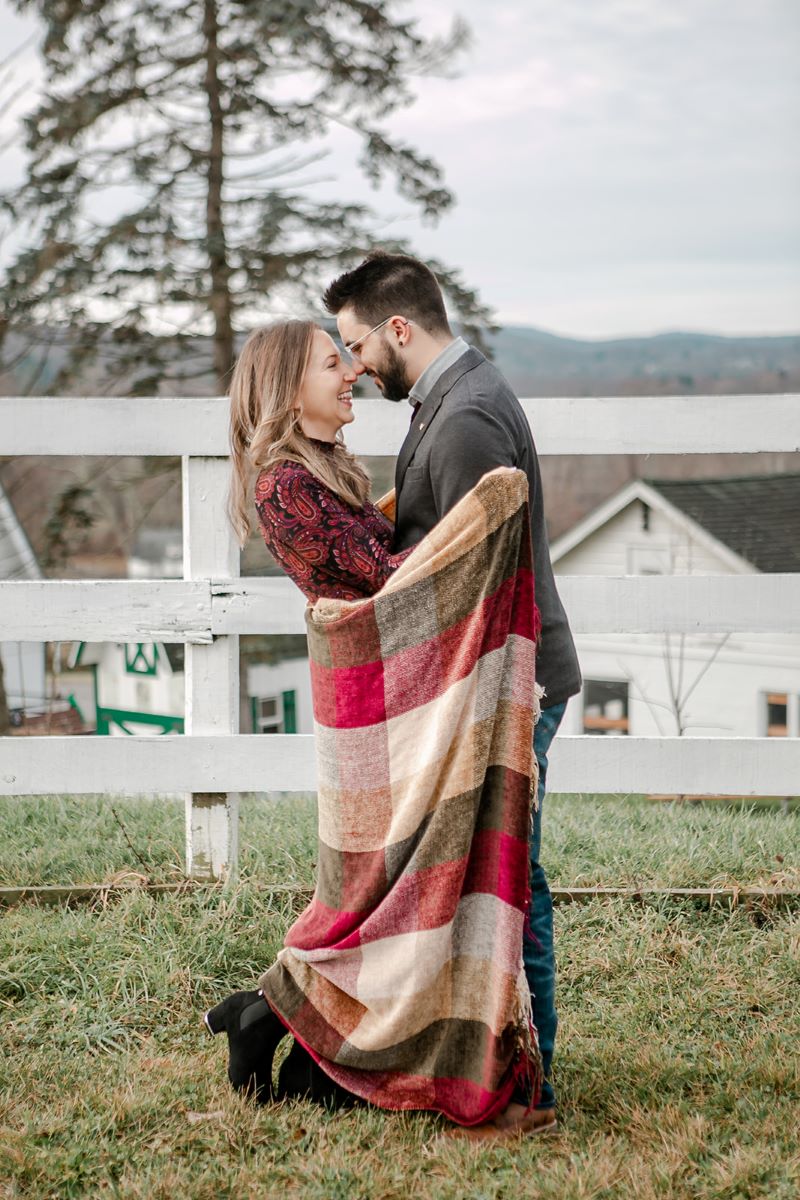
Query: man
xmin=323 ymin=252 xmax=582 ymax=1136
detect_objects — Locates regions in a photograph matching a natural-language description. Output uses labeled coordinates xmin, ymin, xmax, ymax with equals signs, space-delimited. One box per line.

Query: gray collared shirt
xmin=408 ymin=336 xmax=469 ymax=409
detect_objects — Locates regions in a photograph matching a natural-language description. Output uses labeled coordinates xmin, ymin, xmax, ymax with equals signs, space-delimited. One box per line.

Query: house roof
xmin=0 ymin=481 xmax=42 ymax=581
xmin=644 ymin=474 xmax=800 ymax=573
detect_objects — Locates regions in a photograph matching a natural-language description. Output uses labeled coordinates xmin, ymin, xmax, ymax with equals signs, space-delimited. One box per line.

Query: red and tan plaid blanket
xmin=258 ymin=467 xmax=543 ymax=1125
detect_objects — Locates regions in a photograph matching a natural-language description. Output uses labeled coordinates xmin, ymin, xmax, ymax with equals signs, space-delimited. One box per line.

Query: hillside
xmin=490 ymin=327 xmax=800 ymax=396
xmin=3 ymin=324 xmax=800 ymax=399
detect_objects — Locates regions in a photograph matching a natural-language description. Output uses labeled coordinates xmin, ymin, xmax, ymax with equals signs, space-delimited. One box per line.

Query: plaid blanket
xmin=258 ymin=467 xmax=543 ymax=1125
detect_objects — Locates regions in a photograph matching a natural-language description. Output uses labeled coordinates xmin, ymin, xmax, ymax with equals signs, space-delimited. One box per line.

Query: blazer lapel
xmin=394 ymin=348 xmax=484 ymax=493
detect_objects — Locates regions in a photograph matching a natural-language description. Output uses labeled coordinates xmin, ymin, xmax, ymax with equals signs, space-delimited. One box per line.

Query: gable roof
xmin=550 ymin=472 xmax=800 ymax=574
xmin=644 ymin=474 xmax=800 ymax=573
xmin=0 ymin=481 xmax=42 ymax=581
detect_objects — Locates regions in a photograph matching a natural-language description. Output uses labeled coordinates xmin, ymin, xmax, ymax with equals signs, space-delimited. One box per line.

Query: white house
xmin=0 ymin=480 xmax=47 ymax=720
xmin=247 ymin=654 xmax=310 ymax=734
xmin=66 ymin=641 xmax=185 ymax=735
xmin=65 ymin=639 xmax=310 ymax=737
xmin=551 ymin=473 xmax=800 ymax=741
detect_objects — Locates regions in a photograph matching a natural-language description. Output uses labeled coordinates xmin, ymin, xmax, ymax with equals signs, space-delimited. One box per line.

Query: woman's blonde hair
xmin=228 ymin=320 xmax=371 ymax=548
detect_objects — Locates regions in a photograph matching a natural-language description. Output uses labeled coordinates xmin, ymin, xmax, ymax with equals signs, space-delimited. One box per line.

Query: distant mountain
xmin=2 ymin=323 xmax=799 ymax=397
xmin=485 ymin=326 xmax=800 ymax=396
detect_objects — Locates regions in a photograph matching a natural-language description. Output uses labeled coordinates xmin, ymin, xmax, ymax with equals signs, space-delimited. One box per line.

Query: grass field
xmin=1 ymin=792 xmax=798 ymax=1199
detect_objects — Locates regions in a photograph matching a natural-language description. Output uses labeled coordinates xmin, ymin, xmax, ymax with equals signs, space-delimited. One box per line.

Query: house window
xmin=583 ymin=679 xmax=629 ymax=735
xmin=627 ymin=545 xmax=671 ymax=575
xmin=255 ymin=695 xmax=281 ymax=734
xmin=252 ymin=689 xmax=298 ymax=734
xmin=765 ymin=692 xmax=788 ymax=737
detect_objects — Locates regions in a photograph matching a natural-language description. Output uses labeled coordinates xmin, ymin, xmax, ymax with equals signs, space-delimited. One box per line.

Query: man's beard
xmin=373 ymin=342 xmax=413 ymax=402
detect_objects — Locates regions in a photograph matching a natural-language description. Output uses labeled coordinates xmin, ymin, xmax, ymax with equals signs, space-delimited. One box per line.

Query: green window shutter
xmin=91 ymin=663 xmax=100 ymax=729
xmin=282 ymin=689 xmax=297 ymax=734
xmin=124 ymin=643 xmax=159 ymax=676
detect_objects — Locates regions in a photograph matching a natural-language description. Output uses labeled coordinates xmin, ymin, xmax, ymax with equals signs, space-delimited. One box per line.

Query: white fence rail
xmin=2 ymin=393 xmax=799 ymax=880
xmin=4 ymin=574 xmax=800 ymax=639
xmin=2 ymin=735 xmax=796 ymax=798
xmin=1 ymin=393 xmax=798 ymax=456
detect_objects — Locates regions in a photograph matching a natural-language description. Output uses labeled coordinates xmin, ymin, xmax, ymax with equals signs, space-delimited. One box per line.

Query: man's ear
xmin=390 ymin=316 xmax=408 ymax=346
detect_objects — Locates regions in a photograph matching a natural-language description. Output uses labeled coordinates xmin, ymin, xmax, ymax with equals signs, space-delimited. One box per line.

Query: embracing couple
xmin=210 ymin=252 xmax=581 ymax=1141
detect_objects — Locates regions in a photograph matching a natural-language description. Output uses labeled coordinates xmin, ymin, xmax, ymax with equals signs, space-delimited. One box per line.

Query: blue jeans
xmin=523 ymin=699 xmax=566 ymax=1111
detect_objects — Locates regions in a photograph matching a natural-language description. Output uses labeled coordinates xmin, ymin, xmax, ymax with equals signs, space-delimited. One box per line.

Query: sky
xmin=1 ymin=0 xmax=798 ymax=338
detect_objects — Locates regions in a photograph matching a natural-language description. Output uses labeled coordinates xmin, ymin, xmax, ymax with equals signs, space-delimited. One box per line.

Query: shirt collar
xmin=407 ymin=336 xmax=469 ymax=408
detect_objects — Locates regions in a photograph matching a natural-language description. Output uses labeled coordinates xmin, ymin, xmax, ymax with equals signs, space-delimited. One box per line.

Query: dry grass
xmin=1 ymin=790 xmax=797 ymax=892
xmin=0 ymin=793 xmax=798 ymax=1198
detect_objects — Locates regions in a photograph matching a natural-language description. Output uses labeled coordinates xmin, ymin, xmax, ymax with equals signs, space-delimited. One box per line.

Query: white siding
xmin=97 ymin=645 xmax=182 ymax=723
xmin=563 ymin=633 xmax=800 ymax=738
xmin=555 ymin=500 xmax=743 ymax=577
xmin=248 ymin=659 xmax=314 ymax=735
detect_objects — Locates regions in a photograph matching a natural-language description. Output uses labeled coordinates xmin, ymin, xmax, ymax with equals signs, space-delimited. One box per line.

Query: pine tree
xmin=1 ymin=0 xmax=493 ymax=395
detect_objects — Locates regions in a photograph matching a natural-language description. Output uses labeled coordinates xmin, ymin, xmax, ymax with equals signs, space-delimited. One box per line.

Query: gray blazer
xmin=393 ymin=347 xmax=581 ymax=708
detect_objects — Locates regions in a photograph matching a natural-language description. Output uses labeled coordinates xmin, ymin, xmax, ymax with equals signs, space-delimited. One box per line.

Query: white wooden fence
xmin=2 ymin=393 xmax=799 ymax=881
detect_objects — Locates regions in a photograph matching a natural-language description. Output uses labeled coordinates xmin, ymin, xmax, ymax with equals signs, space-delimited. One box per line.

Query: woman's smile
xmin=295 ymin=328 xmax=357 ymax=439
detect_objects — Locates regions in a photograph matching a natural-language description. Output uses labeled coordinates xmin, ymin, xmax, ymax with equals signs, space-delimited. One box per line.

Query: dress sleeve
xmin=255 ymin=464 xmax=412 ymax=599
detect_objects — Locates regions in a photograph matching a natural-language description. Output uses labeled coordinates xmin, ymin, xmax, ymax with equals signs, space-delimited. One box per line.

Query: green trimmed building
xmin=67 ymin=641 xmax=306 ymax=736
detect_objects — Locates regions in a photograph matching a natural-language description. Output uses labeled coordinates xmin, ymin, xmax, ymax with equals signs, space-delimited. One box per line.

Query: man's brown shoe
xmin=445 ymin=1103 xmax=558 ymax=1143
xmin=492 ymin=1102 xmax=558 ymax=1136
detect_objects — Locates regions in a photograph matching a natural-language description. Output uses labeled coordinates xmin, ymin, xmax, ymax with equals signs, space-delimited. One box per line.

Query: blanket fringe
xmin=510 ymin=976 xmax=544 ymax=1111
xmin=513 ymin=998 xmax=544 ymax=1108
xmin=530 ymin=681 xmax=544 ymax=813
xmin=533 ymin=681 xmax=545 ymax=726
xmin=510 ymin=1030 xmax=544 ymax=1112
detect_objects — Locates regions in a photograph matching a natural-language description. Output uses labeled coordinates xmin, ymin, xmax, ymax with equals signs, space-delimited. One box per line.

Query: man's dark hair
xmin=323 ymin=251 xmax=451 ymax=336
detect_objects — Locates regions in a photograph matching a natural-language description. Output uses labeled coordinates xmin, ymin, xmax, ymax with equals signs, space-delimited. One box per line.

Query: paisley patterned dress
xmin=254 ymin=441 xmax=412 ymax=602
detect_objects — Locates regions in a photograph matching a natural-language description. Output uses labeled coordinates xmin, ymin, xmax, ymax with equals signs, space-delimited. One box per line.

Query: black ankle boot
xmin=276 ymin=1037 xmax=360 ymax=1109
xmin=204 ymin=989 xmax=287 ymax=1103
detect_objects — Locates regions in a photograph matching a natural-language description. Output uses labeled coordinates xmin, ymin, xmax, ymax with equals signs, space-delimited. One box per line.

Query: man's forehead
xmin=336 ymin=308 xmax=368 ymax=336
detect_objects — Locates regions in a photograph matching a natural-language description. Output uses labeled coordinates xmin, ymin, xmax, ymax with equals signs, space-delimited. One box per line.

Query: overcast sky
xmin=1 ymin=0 xmax=798 ymax=338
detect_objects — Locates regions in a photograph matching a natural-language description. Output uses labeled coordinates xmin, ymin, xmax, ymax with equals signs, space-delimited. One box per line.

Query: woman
xmin=209 ymin=319 xmax=412 ymax=1106
xmin=228 ymin=319 xmax=411 ymax=603
xmin=209 ymin=319 xmax=542 ymax=1133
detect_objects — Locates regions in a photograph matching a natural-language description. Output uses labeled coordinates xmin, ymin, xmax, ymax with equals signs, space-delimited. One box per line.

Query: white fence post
xmin=182 ymin=455 xmax=240 ymax=880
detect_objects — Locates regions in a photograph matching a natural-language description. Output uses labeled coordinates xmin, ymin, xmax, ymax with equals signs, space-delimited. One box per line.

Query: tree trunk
xmin=0 ymin=651 xmax=10 ymax=735
xmin=204 ymin=0 xmax=234 ymax=393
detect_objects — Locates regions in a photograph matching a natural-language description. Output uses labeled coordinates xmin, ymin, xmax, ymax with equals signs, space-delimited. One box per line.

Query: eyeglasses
xmin=342 ymin=316 xmax=411 ymax=362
